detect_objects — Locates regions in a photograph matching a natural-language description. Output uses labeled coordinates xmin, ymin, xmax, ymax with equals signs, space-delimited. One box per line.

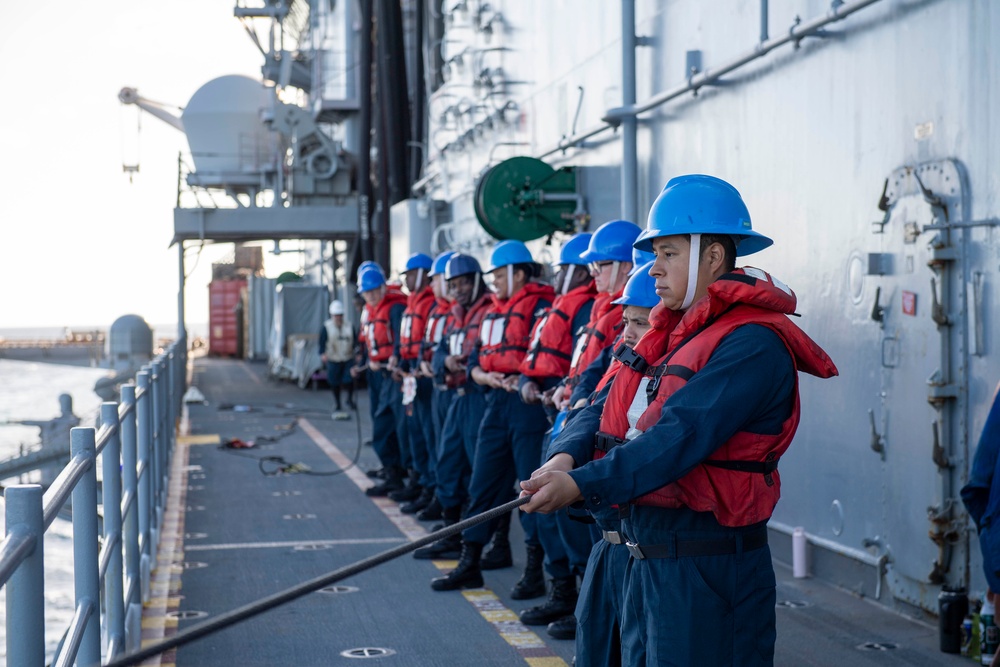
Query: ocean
xmin=0 ymin=323 xmax=204 ymax=661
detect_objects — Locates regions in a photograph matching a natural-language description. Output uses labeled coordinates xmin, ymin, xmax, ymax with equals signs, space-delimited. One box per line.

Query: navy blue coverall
xmin=962 ymin=381 xmax=1000 ymax=592
xmin=370 ymin=303 xmax=409 ymax=471
xmin=550 ymin=324 xmax=794 ymax=666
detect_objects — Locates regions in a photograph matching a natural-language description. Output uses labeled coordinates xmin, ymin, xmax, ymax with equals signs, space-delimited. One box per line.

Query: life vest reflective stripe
xmin=444 ymin=293 xmax=492 ymax=387
xmin=400 ymin=286 xmax=437 ymax=360
xmin=596 ymin=268 xmax=837 ymax=527
xmin=520 ymin=283 xmax=596 ymax=379
xmin=567 ymin=289 xmax=624 ymax=384
xmin=479 ymin=282 xmax=555 ymax=375
xmin=364 ymin=286 xmax=408 ymax=362
xmin=422 ymin=298 xmax=453 ymax=362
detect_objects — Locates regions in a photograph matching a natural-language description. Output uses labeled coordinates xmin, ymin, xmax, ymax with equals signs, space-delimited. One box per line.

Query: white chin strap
xmin=561 ymin=266 xmax=574 ymax=295
xmin=507 ymin=267 xmax=514 ymax=297
xmin=472 ymin=273 xmax=481 ymax=302
xmin=417 ymin=268 xmax=425 ymax=286
xmin=681 ymin=233 xmax=701 ymax=310
xmin=609 ymin=261 xmax=621 ymax=294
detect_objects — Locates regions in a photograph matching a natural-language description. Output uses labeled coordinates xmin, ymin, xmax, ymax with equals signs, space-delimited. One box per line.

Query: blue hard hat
xmin=444 ymin=253 xmax=483 ymax=281
xmin=358 ymin=260 xmax=385 ymax=276
xmin=357 ymin=266 xmax=387 ymax=293
xmin=556 ymin=233 xmax=593 ymax=267
xmin=579 ymin=219 xmax=642 ymax=263
xmin=634 ymin=174 xmax=773 ymax=256
xmin=430 ymin=251 xmax=457 ymax=277
xmin=612 ymin=261 xmax=659 ymax=308
xmin=627 ymin=246 xmax=656 ymax=276
xmin=404 ymin=252 xmax=433 ymax=272
xmin=488 ymin=240 xmax=535 ymax=271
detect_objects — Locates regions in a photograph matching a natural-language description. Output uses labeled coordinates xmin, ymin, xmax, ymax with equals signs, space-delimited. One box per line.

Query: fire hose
xmin=103 ymin=495 xmax=530 ymax=667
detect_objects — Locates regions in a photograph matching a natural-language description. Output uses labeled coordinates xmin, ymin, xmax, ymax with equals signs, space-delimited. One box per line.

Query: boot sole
xmin=430 ymin=575 xmax=484 ymax=591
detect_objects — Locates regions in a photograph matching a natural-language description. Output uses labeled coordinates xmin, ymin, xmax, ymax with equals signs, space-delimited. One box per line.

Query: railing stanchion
xmin=101 ymin=402 xmax=127 ymax=657
xmin=121 ymin=385 xmax=142 ymax=651
xmin=5 ymin=484 xmax=44 ymax=666
xmin=71 ymin=427 xmax=102 ymax=665
xmin=136 ymin=369 xmax=153 ymax=602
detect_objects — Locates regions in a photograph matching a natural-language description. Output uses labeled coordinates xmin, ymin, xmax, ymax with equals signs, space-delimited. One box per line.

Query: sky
xmin=0 ymin=1 xmax=300 ymax=331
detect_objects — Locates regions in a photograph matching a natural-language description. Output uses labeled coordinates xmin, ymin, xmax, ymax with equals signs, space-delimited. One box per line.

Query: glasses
xmin=588 ymin=260 xmax=614 ymax=274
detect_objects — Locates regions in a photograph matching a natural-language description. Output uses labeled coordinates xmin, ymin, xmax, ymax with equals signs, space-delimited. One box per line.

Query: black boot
xmin=413 ymin=504 xmax=462 ymax=559
xmin=388 ymin=469 xmax=423 ymax=502
xmin=401 ymin=487 xmax=434 ymax=514
xmin=431 ymin=542 xmax=484 ymax=591
xmin=365 ymin=465 xmax=405 ymax=496
xmin=416 ymin=496 xmax=443 ymax=521
xmin=480 ymin=511 xmax=513 ymax=570
xmin=510 ymin=543 xmax=546 ymax=600
xmin=546 ymin=614 xmax=577 ymax=640
xmin=519 ymin=576 xmax=578 ymax=625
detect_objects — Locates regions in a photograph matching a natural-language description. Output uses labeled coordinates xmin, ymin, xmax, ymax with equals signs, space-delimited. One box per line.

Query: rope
xmin=104 ymin=496 xmax=530 ymax=667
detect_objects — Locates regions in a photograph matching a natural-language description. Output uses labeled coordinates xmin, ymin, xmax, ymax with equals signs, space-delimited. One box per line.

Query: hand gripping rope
xmin=103 ymin=496 xmax=530 ymax=667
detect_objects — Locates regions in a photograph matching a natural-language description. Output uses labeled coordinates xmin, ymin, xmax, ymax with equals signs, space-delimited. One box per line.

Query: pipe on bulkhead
xmin=358 ymin=0 xmax=374 ymax=262
xmin=620 ymin=0 xmax=638 ymax=224
xmin=760 ymin=0 xmax=768 ymax=43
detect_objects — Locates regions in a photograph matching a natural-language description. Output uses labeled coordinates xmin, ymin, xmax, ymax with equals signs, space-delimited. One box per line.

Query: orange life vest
xmin=596 ymin=268 xmax=838 ymax=526
xmin=422 ymin=297 xmax=453 ymax=363
xmin=478 ymin=282 xmax=555 ymax=375
xmin=567 ymin=289 xmax=624 ymax=384
xmin=364 ymin=286 xmax=408 ymax=362
xmin=520 ymin=282 xmax=597 ymax=379
xmin=399 ymin=286 xmax=437 ymax=361
xmin=445 ymin=293 xmax=492 ymax=387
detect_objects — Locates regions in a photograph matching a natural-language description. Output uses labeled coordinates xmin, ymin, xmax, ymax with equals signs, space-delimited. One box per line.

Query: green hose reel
xmin=474 ymin=156 xmax=581 ymax=241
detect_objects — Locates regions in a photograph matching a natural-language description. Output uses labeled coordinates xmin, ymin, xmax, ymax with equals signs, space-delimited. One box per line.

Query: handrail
xmin=1 ymin=337 xmax=187 ymax=665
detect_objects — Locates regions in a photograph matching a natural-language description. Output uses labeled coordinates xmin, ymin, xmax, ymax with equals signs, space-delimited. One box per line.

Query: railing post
xmin=151 ymin=359 xmax=166 ymax=525
xmin=120 ymin=385 xmax=142 ymax=651
xmin=5 ymin=484 xmax=44 ymax=666
xmin=136 ymin=369 xmax=153 ymax=602
xmin=101 ymin=402 xmax=126 ymax=658
xmin=70 ymin=427 xmax=101 ymax=665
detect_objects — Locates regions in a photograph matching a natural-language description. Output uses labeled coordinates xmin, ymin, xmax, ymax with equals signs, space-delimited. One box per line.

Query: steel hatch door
xmin=870 ymin=159 xmax=969 ymax=612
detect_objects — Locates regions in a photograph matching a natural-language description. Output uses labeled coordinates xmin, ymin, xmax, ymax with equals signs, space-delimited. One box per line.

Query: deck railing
xmin=1 ymin=339 xmax=187 ymax=666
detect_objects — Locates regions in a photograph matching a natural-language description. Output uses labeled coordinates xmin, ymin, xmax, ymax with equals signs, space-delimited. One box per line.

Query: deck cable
xmin=104 ymin=495 xmax=530 ymax=667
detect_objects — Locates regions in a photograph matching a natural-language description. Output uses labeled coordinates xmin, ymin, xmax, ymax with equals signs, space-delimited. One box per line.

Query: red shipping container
xmin=209 ymin=279 xmax=246 ymax=357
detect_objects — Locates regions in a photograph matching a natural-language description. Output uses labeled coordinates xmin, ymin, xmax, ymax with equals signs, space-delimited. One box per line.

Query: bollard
xmin=792 ymin=526 xmax=808 ymax=578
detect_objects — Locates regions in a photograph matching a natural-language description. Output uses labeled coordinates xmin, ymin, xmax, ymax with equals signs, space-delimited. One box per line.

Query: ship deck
xmin=141 ymin=355 xmax=967 ymax=666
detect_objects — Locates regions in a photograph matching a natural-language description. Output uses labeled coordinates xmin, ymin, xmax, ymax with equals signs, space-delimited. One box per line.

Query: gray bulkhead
xmin=417 ymin=0 xmax=1000 ymax=615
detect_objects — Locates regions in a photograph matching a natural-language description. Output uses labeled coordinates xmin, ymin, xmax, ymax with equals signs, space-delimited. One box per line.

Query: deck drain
xmin=186 ymin=505 xmax=206 ymax=512
xmin=171 ymin=561 xmax=209 ymax=570
xmin=272 ymin=490 xmax=302 ymax=496
xmin=184 ymin=532 xmax=208 ymax=540
xmin=190 ymin=473 xmax=206 ymax=480
xmin=294 ymin=544 xmax=333 ymax=551
xmin=188 ymin=485 xmax=205 ymax=491
xmin=776 ymin=600 xmax=811 ymax=609
xmin=283 ymin=513 xmax=317 ymax=520
xmin=166 ymin=610 xmax=208 ymax=620
xmin=340 ymin=647 xmax=396 ymax=659
xmin=320 ymin=585 xmax=359 ymax=594
xmin=856 ymin=642 xmax=899 ymax=651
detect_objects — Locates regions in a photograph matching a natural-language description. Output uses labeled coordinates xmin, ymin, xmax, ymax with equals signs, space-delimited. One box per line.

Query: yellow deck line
xmin=300 ymin=417 xmax=568 ymax=667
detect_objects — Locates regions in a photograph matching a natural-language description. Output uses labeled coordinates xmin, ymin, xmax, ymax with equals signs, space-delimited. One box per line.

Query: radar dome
xmin=108 ymin=314 xmax=153 ymax=372
xmin=181 ymin=75 xmax=276 ymax=179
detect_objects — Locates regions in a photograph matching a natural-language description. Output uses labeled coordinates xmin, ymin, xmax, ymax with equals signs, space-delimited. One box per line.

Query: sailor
xmin=569 ymin=259 xmax=659 ymax=666
xmin=414 ymin=250 xmax=458 ymax=522
xmin=413 ymin=253 xmax=492 ymax=559
xmin=516 ymin=232 xmax=599 ymax=638
xmin=319 ymin=299 xmax=355 ymax=418
xmin=551 ymin=220 xmax=641 ymax=414
xmin=357 ymin=265 xmax=411 ymax=496
xmin=431 ymin=240 xmax=554 ymax=592
xmin=390 ymin=252 xmax=438 ymax=511
xmin=521 ymin=175 xmax=838 ymax=665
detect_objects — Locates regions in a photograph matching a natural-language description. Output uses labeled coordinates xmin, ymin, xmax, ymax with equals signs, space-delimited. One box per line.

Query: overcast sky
xmin=0 ymin=1 xmax=300 ymax=332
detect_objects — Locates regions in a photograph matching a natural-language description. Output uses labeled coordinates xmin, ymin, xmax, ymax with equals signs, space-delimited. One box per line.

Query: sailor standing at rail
xmin=413 ymin=254 xmax=492 ymax=559
xmin=390 ymin=253 xmax=438 ymax=511
xmin=552 ymin=220 xmax=641 ymax=415
xmin=515 ymin=232 xmax=598 ymax=639
xmin=357 ymin=264 xmax=411 ymax=497
xmin=319 ymin=299 xmax=356 ymax=419
xmin=522 ymin=175 xmax=838 ymax=665
xmin=430 ymin=241 xmax=554 ymax=592
xmin=413 ymin=250 xmax=458 ymax=522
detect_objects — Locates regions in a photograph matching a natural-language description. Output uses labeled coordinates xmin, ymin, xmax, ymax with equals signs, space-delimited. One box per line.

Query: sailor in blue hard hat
xmin=414 ymin=253 xmax=493 ymax=560
xmin=391 ymin=252 xmax=439 ymax=513
xmin=522 ymin=174 xmax=838 ymax=665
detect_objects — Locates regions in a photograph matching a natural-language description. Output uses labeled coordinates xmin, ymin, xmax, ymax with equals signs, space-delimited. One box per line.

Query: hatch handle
xmin=931 ymin=420 xmax=952 ymax=470
xmin=870 ymin=286 xmax=885 ymax=326
xmin=868 ymin=409 xmax=886 ymax=461
xmin=930 ymin=277 xmax=950 ymax=326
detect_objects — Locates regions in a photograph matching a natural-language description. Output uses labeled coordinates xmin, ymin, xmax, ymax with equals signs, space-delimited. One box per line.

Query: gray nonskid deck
xmin=157 ymin=357 xmax=967 ymax=666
